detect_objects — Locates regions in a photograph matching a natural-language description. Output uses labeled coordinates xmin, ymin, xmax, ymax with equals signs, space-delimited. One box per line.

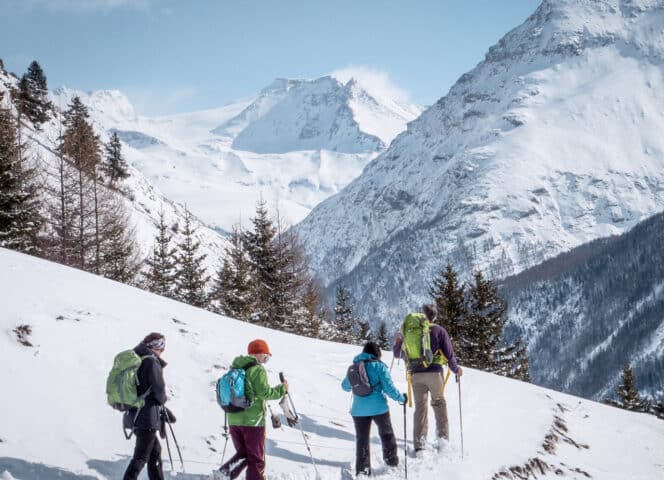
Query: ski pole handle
xmin=279 ymin=372 xmax=285 ymax=383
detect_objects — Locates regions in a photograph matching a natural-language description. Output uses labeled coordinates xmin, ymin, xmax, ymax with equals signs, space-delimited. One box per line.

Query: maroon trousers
xmin=220 ymin=425 xmax=266 ymax=480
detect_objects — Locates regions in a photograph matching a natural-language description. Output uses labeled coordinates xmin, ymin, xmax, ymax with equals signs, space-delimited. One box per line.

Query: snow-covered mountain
xmin=51 ymin=74 xmax=422 ymax=233
xmin=0 ymin=67 xmax=228 ymax=268
xmin=225 ymin=76 xmax=417 ymax=154
xmin=501 ymin=209 xmax=664 ymax=402
xmin=1 ymin=247 xmax=663 ymax=480
xmin=295 ymin=0 xmax=664 ymax=326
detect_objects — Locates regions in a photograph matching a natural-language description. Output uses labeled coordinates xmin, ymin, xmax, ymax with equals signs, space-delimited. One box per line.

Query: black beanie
xmin=422 ymin=304 xmax=437 ymax=321
xmin=363 ymin=341 xmax=382 ymax=359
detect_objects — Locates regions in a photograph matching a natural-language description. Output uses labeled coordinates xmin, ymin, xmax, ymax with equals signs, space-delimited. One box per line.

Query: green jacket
xmin=227 ymin=355 xmax=286 ymax=427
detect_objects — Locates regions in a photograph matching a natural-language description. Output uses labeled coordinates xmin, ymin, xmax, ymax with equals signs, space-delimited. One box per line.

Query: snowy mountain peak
xmin=216 ymin=74 xmax=421 ymax=154
xmin=296 ymin=0 xmax=664 ymax=328
xmin=51 ymin=85 xmax=137 ymax=126
xmin=483 ymin=0 xmax=664 ymax=64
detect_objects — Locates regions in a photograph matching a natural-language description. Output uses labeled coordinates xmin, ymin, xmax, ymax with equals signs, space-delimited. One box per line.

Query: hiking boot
xmin=433 ymin=437 xmax=450 ymax=452
xmin=210 ymin=469 xmax=230 ymax=480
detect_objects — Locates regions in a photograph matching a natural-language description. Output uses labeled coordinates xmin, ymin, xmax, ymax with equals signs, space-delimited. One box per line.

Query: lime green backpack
xmin=401 ymin=313 xmax=434 ymax=370
xmin=106 ymin=350 xmax=151 ymax=411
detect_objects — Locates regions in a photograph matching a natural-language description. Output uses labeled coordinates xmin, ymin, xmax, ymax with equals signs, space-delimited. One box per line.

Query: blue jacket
xmin=341 ymin=352 xmax=406 ymax=417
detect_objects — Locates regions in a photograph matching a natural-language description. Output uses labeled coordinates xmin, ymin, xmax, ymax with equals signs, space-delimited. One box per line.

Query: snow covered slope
xmin=1 ymin=247 xmax=663 ymax=480
xmin=0 ymin=68 xmax=228 ymax=267
xmin=295 ymin=0 xmax=664 ymax=326
xmin=51 ymin=75 xmax=421 ymax=233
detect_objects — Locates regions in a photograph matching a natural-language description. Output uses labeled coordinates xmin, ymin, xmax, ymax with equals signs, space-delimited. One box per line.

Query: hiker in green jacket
xmin=215 ymin=339 xmax=287 ymax=480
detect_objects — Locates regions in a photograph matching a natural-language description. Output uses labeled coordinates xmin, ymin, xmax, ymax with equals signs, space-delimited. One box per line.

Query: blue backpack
xmin=216 ymin=361 xmax=257 ymax=413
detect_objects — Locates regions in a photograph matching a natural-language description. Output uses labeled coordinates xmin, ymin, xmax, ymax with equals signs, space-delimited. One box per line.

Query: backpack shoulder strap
xmin=243 ymin=360 xmax=258 ymax=371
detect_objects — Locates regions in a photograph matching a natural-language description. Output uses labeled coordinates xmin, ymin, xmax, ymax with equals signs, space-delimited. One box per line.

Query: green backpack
xmin=106 ymin=350 xmax=151 ymax=411
xmin=401 ymin=313 xmax=434 ymax=370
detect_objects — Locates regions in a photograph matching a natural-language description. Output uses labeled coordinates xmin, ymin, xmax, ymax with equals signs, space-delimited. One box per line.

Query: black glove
xmin=161 ymin=407 xmax=177 ymax=424
xmin=401 ymin=393 xmax=408 ymax=405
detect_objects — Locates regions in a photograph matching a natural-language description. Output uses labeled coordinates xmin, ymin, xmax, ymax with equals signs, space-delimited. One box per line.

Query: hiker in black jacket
xmin=123 ymin=332 xmax=169 ymax=480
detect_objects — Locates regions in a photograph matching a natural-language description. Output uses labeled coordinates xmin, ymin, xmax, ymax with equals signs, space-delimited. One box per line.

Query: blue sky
xmin=1 ymin=0 xmax=541 ymax=115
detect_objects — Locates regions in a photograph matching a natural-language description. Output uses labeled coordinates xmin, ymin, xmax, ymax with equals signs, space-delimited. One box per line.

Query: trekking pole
xmin=163 ymin=422 xmax=174 ymax=471
xmin=220 ymin=413 xmax=230 ymax=466
xmin=279 ymin=372 xmax=322 ymax=480
xmin=403 ymin=400 xmax=408 ymax=480
xmin=163 ymin=409 xmax=186 ymax=472
xmin=457 ymin=375 xmax=464 ymax=459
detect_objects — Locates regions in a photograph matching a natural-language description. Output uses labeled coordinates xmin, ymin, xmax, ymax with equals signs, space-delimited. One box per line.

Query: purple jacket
xmin=393 ymin=324 xmax=460 ymax=374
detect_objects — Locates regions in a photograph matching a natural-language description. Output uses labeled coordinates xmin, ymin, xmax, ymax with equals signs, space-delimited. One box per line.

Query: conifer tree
xmin=375 ymin=321 xmax=390 ymax=350
xmin=617 ymin=363 xmax=645 ymax=411
xmin=355 ymin=319 xmax=371 ymax=345
xmin=174 ymin=208 xmax=209 ymax=308
xmin=212 ymin=224 xmax=253 ymax=320
xmin=272 ymin=211 xmax=312 ymax=333
xmin=465 ymin=270 xmax=506 ymax=370
xmin=429 ymin=263 xmax=466 ymax=355
xmin=299 ymin=279 xmax=325 ymax=338
xmin=104 ymin=132 xmax=129 ymax=186
xmin=59 ymin=96 xmax=102 ymax=270
xmin=0 ymin=102 xmax=42 ymax=254
xmin=144 ymin=210 xmax=177 ymax=297
xmin=18 ymin=61 xmax=51 ymax=127
xmin=464 ymin=270 xmax=529 ymax=382
xmin=243 ymin=198 xmax=277 ymax=326
xmin=334 ymin=285 xmax=356 ymax=344
xmin=100 ymin=197 xmax=139 ymax=283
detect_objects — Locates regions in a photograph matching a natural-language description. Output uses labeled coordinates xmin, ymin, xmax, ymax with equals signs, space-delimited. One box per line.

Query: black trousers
xmin=123 ymin=429 xmax=164 ymax=480
xmin=352 ymin=411 xmax=398 ymax=475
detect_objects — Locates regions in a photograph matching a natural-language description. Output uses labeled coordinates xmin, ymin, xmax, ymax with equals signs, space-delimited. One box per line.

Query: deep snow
xmin=1 ymin=247 xmax=663 ymax=480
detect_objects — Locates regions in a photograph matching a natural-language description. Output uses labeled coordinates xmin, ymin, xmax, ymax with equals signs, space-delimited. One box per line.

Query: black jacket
xmin=132 ymin=342 xmax=167 ymax=430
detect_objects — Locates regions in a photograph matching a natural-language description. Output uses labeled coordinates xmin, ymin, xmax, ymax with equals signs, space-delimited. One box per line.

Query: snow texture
xmin=0 ymin=247 xmax=663 ymax=480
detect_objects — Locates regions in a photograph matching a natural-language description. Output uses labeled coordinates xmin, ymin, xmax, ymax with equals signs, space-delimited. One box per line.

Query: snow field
xmin=1 ymin=248 xmax=663 ymax=479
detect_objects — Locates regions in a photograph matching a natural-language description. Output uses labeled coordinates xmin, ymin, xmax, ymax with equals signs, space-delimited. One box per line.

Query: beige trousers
xmin=411 ymin=371 xmax=448 ymax=450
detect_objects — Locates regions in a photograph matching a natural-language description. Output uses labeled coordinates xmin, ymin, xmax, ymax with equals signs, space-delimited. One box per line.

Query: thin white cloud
xmin=18 ymin=0 xmax=150 ymax=12
xmin=125 ymin=86 xmax=198 ymax=116
xmin=331 ymin=65 xmax=411 ymax=103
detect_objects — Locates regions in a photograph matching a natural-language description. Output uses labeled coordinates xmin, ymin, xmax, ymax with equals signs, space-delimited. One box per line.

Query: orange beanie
xmin=248 ymin=339 xmax=271 ymax=355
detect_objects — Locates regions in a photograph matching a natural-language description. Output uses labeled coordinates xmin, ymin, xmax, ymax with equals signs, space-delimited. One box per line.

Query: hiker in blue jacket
xmin=341 ymin=341 xmax=407 ymax=477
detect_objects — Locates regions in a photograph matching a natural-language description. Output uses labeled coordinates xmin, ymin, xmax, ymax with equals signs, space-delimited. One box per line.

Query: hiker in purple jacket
xmin=393 ymin=304 xmax=463 ymax=452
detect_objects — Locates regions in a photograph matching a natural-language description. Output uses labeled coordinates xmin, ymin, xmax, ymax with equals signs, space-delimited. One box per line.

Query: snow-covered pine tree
xmin=0 ymin=98 xmax=42 ymax=254
xmin=211 ymin=224 xmax=253 ymax=320
xmin=334 ymin=285 xmax=356 ymax=344
xmin=18 ymin=61 xmax=51 ymax=128
xmin=429 ymin=263 xmax=466 ymax=356
xmin=243 ymin=198 xmax=278 ymax=326
xmin=103 ymin=132 xmax=130 ymax=187
xmin=144 ymin=210 xmax=178 ymax=298
xmin=617 ymin=363 xmax=647 ymax=412
xmin=375 ymin=321 xmax=390 ymax=350
xmin=174 ymin=208 xmax=209 ymax=308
